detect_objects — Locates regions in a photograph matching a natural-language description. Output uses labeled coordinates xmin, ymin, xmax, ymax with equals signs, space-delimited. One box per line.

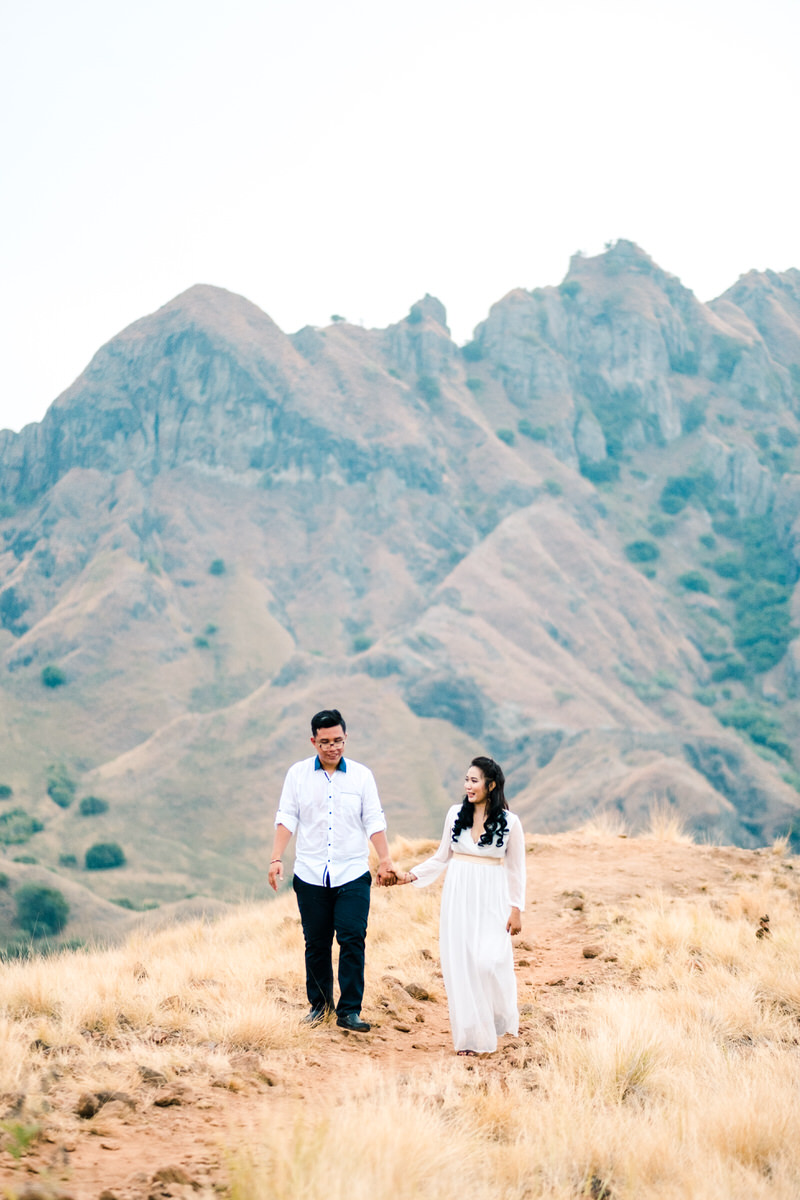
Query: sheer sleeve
xmin=411 ymin=806 xmax=457 ymax=888
xmin=505 ymin=815 xmax=526 ymax=910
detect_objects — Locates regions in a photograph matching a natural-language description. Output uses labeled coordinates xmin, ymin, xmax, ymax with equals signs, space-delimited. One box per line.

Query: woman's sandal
xmin=457 ymin=1049 xmax=478 ymax=1056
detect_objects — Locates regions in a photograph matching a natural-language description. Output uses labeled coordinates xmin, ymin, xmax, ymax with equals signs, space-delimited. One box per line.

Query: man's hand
xmin=506 ymin=907 xmax=522 ymax=935
xmin=376 ymin=860 xmax=398 ymax=886
xmin=268 ymin=860 xmax=284 ymax=892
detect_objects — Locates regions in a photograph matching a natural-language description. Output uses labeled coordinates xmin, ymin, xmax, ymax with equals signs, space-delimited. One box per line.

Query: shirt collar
xmin=314 ymin=756 xmax=347 ymax=773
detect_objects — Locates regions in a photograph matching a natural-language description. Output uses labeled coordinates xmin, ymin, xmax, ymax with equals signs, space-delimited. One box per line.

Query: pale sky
xmin=1 ymin=0 xmax=799 ymax=434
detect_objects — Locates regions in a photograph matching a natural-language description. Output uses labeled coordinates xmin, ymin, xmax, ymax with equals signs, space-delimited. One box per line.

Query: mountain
xmin=2 ymin=240 xmax=800 ymax=938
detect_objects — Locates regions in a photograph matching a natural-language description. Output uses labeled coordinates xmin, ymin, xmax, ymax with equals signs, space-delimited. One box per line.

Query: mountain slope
xmin=2 ymin=242 xmax=800 ymax=934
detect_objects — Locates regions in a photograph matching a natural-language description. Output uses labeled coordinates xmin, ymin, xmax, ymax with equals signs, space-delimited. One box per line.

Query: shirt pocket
xmin=336 ymin=789 xmax=362 ymax=816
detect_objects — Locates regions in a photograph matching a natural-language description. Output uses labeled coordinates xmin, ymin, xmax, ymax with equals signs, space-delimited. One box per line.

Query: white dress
xmin=412 ymin=804 xmax=526 ymax=1053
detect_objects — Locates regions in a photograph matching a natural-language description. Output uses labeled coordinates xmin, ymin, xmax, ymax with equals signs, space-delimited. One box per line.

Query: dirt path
xmin=1 ymin=835 xmax=785 ymax=1199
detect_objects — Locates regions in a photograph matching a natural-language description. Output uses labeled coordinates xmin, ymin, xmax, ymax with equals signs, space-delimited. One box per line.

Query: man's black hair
xmin=311 ymin=709 xmax=347 ymax=736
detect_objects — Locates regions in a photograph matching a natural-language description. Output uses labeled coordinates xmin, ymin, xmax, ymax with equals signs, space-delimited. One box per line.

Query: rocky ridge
xmin=2 ymin=240 xmax=800 ymax=936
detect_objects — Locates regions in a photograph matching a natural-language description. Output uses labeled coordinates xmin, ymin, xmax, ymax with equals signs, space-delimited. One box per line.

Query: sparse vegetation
xmin=717 ymin=701 xmax=792 ymax=761
xmin=352 ymin=634 xmax=373 ymax=654
xmin=518 ymin=419 xmax=547 ymax=441
xmin=46 ymin=763 xmax=76 ymax=809
xmin=0 ymin=784 xmax=12 ymax=799
xmin=678 ymin=570 xmax=711 ymax=593
xmin=85 ymin=842 xmax=126 ymax=870
xmin=40 ymin=664 xmax=66 ymax=688
xmin=496 ymin=428 xmax=515 ymax=446
xmin=0 ymin=808 xmax=44 ymax=845
xmin=417 ymin=375 xmax=441 ymax=402
xmin=710 ymin=553 xmax=742 ymax=579
xmin=14 ymin=882 xmax=69 ymax=937
xmin=558 ymin=279 xmax=581 ymax=300
xmin=544 ymin=479 xmax=563 ymax=496
xmin=78 ymin=795 xmax=109 ymax=817
xmin=624 ymin=540 xmax=660 ymax=564
xmin=208 ymin=559 xmax=226 ymax=576
xmin=580 ymin=459 xmax=619 ymax=485
xmin=461 ymin=340 xmax=483 ymax=362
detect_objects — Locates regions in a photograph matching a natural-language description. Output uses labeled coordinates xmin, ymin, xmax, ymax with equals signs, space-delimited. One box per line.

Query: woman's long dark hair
xmin=452 ymin=756 xmax=509 ymax=847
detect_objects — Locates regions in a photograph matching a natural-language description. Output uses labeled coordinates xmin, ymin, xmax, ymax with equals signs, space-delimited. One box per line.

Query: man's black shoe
xmin=301 ymin=1008 xmax=328 ymax=1026
xmin=336 ymin=1012 xmax=370 ymax=1032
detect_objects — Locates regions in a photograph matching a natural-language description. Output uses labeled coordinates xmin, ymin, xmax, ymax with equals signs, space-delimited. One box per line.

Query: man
xmin=268 ymin=708 xmax=397 ymax=1032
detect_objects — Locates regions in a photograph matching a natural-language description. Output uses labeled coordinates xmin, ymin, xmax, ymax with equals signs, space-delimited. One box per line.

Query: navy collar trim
xmin=314 ymin=756 xmax=347 ymax=773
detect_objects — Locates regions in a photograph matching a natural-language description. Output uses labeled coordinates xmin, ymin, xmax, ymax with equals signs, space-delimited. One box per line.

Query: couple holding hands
xmin=269 ymin=709 xmax=526 ymax=1056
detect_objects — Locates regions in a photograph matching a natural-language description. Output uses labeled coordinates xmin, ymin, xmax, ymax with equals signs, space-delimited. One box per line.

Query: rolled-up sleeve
xmin=505 ymin=817 xmax=526 ymax=910
xmin=360 ymin=768 xmax=387 ymax=838
xmin=275 ymin=765 xmax=300 ymax=835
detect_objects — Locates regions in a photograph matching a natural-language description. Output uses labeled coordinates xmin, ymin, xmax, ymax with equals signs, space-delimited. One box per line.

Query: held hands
xmin=376 ymin=860 xmax=415 ymax=887
xmin=506 ymin=906 xmax=522 ymax=935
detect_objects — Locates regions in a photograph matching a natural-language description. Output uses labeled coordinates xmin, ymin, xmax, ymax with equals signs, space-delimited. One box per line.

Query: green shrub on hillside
xmin=559 ymin=280 xmax=581 ymax=300
xmin=0 ymin=873 xmax=9 ymax=888
xmin=14 ymin=883 xmax=69 ymax=937
xmin=670 ymin=348 xmax=700 ymax=376
xmin=711 ymin=554 xmax=742 ymax=579
xmin=580 ymin=459 xmax=619 ymax=485
xmin=710 ymin=658 xmax=747 ymax=682
xmin=683 ymin=398 xmax=707 ymax=431
xmin=699 ymin=533 xmax=716 ymax=550
xmin=208 ymin=559 xmax=226 ymax=576
xmin=778 ymin=426 xmax=799 ymax=448
xmin=461 ymin=341 xmax=483 ymax=362
xmin=417 ymin=376 xmax=441 ymax=402
xmin=625 ymin=541 xmax=660 ymax=564
xmin=658 ymin=472 xmax=715 ymax=515
xmin=0 ymin=808 xmax=44 ymax=845
xmin=406 ymin=305 xmax=423 ymax=325
xmin=0 ymin=784 xmax=12 ymax=799
xmin=710 ymin=336 xmax=743 ymax=382
xmin=496 ymin=428 xmax=515 ymax=446
xmin=41 ymin=665 xmax=66 ymax=688
xmin=58 ymin=853 xmax=77 ymax=867
xmin=678 ymin=571 xmax=711 ymax=593
xmin=465 ymin=378 xmax=483 ymax=393
xmin=518 ymin=419 xmax=547 ymax=441
xmin=717 ymin=702 xmax=792 ymax=761
xmin=85 ymin=842 xmax=126 ymax=870
xmin=544 ymin=479 xmax=563 ymax=496
xmin=46 ymin=764 xmax=76 ymax=809
xmin=78 ymin=795 xmax=109 ymax=817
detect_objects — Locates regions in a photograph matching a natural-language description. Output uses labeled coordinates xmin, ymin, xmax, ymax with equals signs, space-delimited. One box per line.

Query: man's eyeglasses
xmin=316 ymin=737 xmax=346 ymax=749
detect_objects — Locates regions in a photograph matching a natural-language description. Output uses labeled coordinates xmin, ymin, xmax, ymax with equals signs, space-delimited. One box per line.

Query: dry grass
xmin=3 ymin=836 xmax=800 ymax=1198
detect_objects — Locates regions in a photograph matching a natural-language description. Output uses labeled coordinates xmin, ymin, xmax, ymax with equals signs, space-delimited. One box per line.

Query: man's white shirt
xmin=275 ymin=756 xmax=387 ymax=887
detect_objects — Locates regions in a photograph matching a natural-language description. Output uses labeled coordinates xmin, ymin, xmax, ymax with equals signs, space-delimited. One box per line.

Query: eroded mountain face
xmin=2 ymin=241 xmax=800 ymax=912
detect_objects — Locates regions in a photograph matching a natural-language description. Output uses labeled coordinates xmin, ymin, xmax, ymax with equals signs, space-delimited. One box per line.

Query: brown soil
xmin=0 ymin=835 xmax=784 ymax=1200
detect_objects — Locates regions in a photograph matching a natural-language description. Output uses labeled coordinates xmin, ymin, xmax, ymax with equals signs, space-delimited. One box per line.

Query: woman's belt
xmin=451 ymin=852 xmax=502 ymax=865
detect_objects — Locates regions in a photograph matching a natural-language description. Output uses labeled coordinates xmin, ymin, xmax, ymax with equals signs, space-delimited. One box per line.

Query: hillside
xmin=2 ymin=241 xmax=800 ymax=937
xmin=1 ymin=827 xmax=799 ymax=1199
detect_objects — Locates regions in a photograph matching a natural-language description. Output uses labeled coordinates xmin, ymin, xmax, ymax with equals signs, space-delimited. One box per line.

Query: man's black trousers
xmin=293 ymin=870 xmax=372 ymax=1016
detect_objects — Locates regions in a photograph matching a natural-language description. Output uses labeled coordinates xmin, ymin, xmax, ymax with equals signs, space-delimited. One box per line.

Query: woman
xmin=395 ymin=757 xmax=525 ymax=1055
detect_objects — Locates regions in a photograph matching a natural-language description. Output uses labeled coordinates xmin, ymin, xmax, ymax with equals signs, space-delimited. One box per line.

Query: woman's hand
xmin=506 ymin=906 xmax=522 ymax=935
xmin=395 ymin=871 xmax=416 ymax=885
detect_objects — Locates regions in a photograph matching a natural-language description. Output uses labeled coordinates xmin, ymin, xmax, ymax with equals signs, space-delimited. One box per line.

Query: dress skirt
xmin=439 ymin=857 xmax=518 ymax=1053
